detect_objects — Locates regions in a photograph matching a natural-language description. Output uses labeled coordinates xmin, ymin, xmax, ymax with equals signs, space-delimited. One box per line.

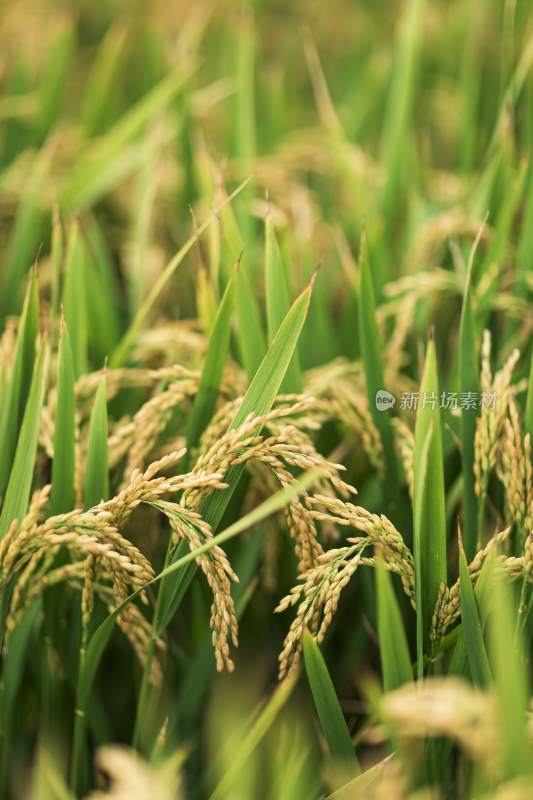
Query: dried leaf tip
xmin=234 ymin=249 xmax=244 ymax=276
xmin=307 ymin=262 xmax=321 ymax=293
xmin=457 ymin=520 xmax=465 ymax=555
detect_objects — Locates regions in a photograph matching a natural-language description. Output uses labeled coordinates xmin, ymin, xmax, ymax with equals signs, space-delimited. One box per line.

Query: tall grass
xmin=0 ymin=0 xmax=532 ymax=798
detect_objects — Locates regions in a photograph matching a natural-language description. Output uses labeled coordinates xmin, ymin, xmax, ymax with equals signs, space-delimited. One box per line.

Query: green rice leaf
xmin=479 ymin=157 xmax=528 ymax=299
xmin=235 ymin=265 xmax=266 ymax=380
xmin=458 ymin=526 xmax=492 ymax=688
xmin=489 ymin=573 xmax=532 ymax=779
xmin=459 ymin=223 xmax=483 ymax=561
xmin=80 ymin=25 xmax=128 ymax=137
xmin=1 ymin=599 xmax=42 ymax=726
xmin=214 ymin=181 xmax=265 ymax=380
xmin=265 ymin=206 xmax=302 ymax=393
xmin=379 ymin=0 xmax=425 ymax=223
xmin=413 ymin=336 xmax=446 ymax=666
xmin=62 ymin=220 xmax=88 ymax=378
xmin=525 ymin=345 xmax=533 ymax=442
xmin=50 ymin=205 xmax=63 ymax=330
xmin=413 ymin=418 xmax=433 ymax=679
xmin=0 ymin=340 xmax=47 ymax=538
xmin=36 ymin=20 xmax=73 ymax=141
xmin=186 ymin=256 xmax=239 ymax=457
xmin=358 ymin=234 xmax=399 ymax=515
xmin=517 ymin=162 xmax=533 ymax=299
xmin=50 ymin=318 xmax=76 ymax=516
xmin=83 ymin=373 xmax=108 ymax=510
xmin=0 ymin=265 xmax=39 ymax=498
xmin=1 ymin=147 xmax=50 ymax=318
xmin=375 ymin=562 xmax=413 ymax=692
xmin=448 ymin=551 xmax=494 ymax=678
xmin=303 ymin=630 xmax=360 ymax=774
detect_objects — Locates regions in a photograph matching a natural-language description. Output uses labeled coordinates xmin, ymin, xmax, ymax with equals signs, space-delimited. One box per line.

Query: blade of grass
xmin=1 ymin=146 xmax=50 ymax=317
xmin=1 ymin=598 xmax=42 ymax=727
xmin=303 ymin=630 xmax=360 ymax=776
xmin=36 ymin=19 xmax=73 ymax=142
xmin=0 ymin=339 xmax=47 ymax=539
xmin=413 ymin=335 xmax=446 ymax=668
xmin=358 ymin=232 xmax=400 ymax=519
xmin=50 ymin=318 xmax=76 ymax=516
xmin=489 ymin=573 xmax=532 ymax=779
xmin=457 ymin=525 xmax=492 ymax=688
xmin=525 ymin=347 xmax=533 ymax=442
xmin=478 ymin=156 xmax=529 ymax=303
xmin=459 ymin=221 xmax=484 ymax=561
xmin=213 ymin=177 xmax=266 ymax=379
xmin=231 ymin=0 xmax=255 ymax=248
xmin=516 ymin=162 xmax=533 ymax=299
xmin=265 ymin=205 xmax=302 ymax=393
xmin=83 ymin=373 xmax=108 ymax=510
xmin=0 ymin=598 xmax=42 ymax=794
xmin=379 ymin=0 xmax=425 ymax=225
xmin=448 ymin=551 xmax=494 ymax=677
xmin=80 ymin=25 xmax=128 ymax=137
xmin=50 ymin=205 xmax=63 ymax=333
xmin=375 ymin=562 xmax=413 ymax=692
xmin=185 ymin=256 xmax=240 ymax=460
xmin=235 ymin=263 xmax=266 ymax=379
xmin=0 ymin=265 xmax=39 ymax=498
xmin=62 ymin=220 xmax=88 ymax=378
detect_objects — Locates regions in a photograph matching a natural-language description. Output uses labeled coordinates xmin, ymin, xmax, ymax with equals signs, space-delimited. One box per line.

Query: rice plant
xmin=0 ymin=0 xmax=532 ymax=798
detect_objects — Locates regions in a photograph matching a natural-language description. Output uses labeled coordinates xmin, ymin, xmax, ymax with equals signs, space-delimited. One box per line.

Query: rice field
xmin=0 ymin=0 xmax=533 ymax=798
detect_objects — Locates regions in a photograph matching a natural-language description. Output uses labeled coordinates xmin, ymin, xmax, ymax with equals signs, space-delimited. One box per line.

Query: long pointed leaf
xmin=303 ymin=630 xmax=360 ymax=775
xmin=0 ymin=266 xmax=39 ymax=497
xmin=50 ymin=319 xmax=76 ymax=515
xmin=375 ymin=563 xmax=413 ymax=692
xmin=83 ymin=374 xmax=108 ymax=510
xmin=0 ymin=340 xmax=47 ymax=538
xmin=413 ymin=336 xmax=446 ymax=661
xmin=458 ymin=527 xmax=492 ymax=688
xmin=186 ymin=258 xmax=239 ymax=456
xmin=459 ymin=224 xmax=483 ymax=561
xmin=358 ymin=234 xmax=399 ymax=516
xmin=265 ymin=208 xmax=301 ymax=393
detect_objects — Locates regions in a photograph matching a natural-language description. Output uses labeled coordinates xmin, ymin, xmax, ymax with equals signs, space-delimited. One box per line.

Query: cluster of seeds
xmin=429 ymin=527 xmax=512 ymax=648
xmin=497 ymin=398 xmax=533 ymax=535
xmin=155 ymin=501 xmax=238 ymax=672
xmin=275 ymin=497 xmax=415 ymax=678
xmin=474 ymin=330 xmax=520 ymax=499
